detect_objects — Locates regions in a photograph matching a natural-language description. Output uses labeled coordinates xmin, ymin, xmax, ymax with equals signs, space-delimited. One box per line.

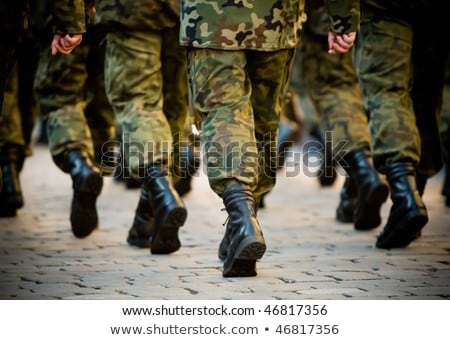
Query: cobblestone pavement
xmin=1 ymin=144 xmax=449 ymax=300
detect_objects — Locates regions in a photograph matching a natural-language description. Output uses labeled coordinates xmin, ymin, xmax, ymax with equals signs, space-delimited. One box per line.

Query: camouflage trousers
xmin=186 ymin=48 xmax=294 ymax=200
xmin=296 ymin=26 xmax=370 ymax=157
xmin=0 ymin=38 xmax=40 ymax=156
xmin=34 ymin=40 xmax=116 ymax=174
xmin=104 ymin=27 xmax=188 ymax=179
xmin=354 ymin=16 xmax=421 ymax=172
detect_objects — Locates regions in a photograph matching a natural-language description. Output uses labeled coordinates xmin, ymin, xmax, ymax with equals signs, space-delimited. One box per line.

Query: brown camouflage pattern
xmin=34 ymin=40 xmax=116 ymax=174
xmin=187 ymin=48 xmax=294 ymax=197
xmin=104 ymin=27 xmax=188 ymax=179
xmin=180 ymin=0 xmax=359 ymax=50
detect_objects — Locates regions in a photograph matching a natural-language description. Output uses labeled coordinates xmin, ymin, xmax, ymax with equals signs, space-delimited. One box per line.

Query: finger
xmin=342 ymin=33 xmax=355 ymax=44
xmin=335 ymin=35 xmax=353 ymax=49
xmin=330 ymin=42 xmax=348 ymax=54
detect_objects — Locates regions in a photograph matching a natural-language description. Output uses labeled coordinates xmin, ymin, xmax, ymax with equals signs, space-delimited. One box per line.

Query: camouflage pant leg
xmin=160 ymin=25 xmax=189 ymax=181
xmin=299 ymin=27 xmax=370 ymax=156
xmin=1 ymin=39 xmax=39 ymax=156
xmin=34 ymin=43 xmax=94 ymax=173
xmin=354 ymin=17 xmax=420 ymax=172
xmin=0 ymin=65 xmax=25 ymax=148
xmin=250 ymin=49 xmax=295 ymax=201
xmin=84 ymin=42 xmax=116 ymax=175
xmin=105 ymin=30 xmax=173 ymax=179
xmin=187 ymin=48 xmax=292 ymax=197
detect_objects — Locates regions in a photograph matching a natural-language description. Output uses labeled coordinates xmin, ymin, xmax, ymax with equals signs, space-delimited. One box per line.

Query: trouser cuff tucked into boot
xmin=221 ymin=183 xmax=266 ymax=277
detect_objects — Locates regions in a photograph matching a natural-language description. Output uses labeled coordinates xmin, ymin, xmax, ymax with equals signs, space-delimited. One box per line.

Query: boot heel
xmin=151 ymin=206 xmax=187 ymax=254
xmin=223 ymin=259 xmax=257 ymax=277
xmin=223 ymin=237 xmax=266 ymax=277
xmin=354 ymin=182 xmax=389 ymax=230
xmin=376 ymin=210 xmax=428 ymax=249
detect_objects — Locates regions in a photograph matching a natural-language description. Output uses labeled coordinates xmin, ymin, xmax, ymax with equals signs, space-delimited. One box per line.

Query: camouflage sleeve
xmin=325 ymin=0 xmax=360 ymax=33
xmin=52 ymin=0 xmax=86 ymax=34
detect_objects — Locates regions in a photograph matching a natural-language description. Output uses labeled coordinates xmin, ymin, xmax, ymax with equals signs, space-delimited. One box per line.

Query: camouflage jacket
xmin=52 ymin=0 xmax=86 ymax=34
xmin=179 ymin=0 xmax=360 ymax=51
xmin=93 ymin=0 xmax=180 ymax=32
xmin=0 ymin=0 xmax=85 ymax=38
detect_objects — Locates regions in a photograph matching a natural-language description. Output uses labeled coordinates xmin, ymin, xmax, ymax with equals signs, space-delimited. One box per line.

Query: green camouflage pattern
xmin=52 ymin=0 xmax=86 ymax=34
xmin=0 ymin=38 xmax=40 ymax=156
xmin=180 ymin=0 xmax=359 ymax=50
xmin=187 ymin=48 xmax=294 ymax=197
xmin=34 ymin=40 xmax=116 ymax=174
xmin=180 ymin=0 xmax=305 ymax=50
xmin=294 ymin=5 xmax=370 ymax=156
xmin=326 ymin=0 xmax=360 ymax=33
xmin=93 ymin=0 xmax=179 ymax=32
xmin=0 ymin=67 xmax=26 ymax=150
xmin=354 ymin=14 xmax=420 ymax=172
xmin=104 ymin=27 xmax=188 ymax=179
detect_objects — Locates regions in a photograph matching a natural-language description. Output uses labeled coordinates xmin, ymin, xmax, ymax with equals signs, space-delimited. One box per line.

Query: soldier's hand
xmin=328 ymin=31 xmax=356 ymax=54
xmin=51 ymin=34 xmax=83 ymax=55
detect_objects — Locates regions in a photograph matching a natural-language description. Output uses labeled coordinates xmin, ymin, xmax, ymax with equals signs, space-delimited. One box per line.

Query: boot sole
xmin=71 ymin=171 xmax=103 ymax=238
xmin=127 ymin=216 xmax=154 ymax=248
xmin=223 ymin=237 xmax=266 ymax=277
xmin=376 ymin=210 xmax=428 ymax=249
xmin=354 ymin=183 xmax=389 ymax=230
xmin=127 ymin=234 xmax=152 ymax=248
xmin=151 ymin=206 xmax=187 ymax=254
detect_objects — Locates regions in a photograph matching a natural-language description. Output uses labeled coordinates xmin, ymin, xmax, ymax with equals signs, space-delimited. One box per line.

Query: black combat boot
xmin=342 ymin=149 xmax=389 ymax=230
xmin=68 ymin=149 xmax=103 ymax=238
xmin=336 ymin=175 xmax=357 ymax=223
xmin=218 ymin=193 xmax=262 ymax=261
xmin=144 ymin=164 xmax=187 ymax=254
xmin=127 ymin=185 xmax=154 ymax=248
xmin=0 ymin=144 xmax=25 ymax=217
xmin=173 ymin=144 xmax=200 ymax=197
xmin=376 ymin=162 xmax=428 ymax=249
xmin=221 ymin=183 xmax=266 ymax=277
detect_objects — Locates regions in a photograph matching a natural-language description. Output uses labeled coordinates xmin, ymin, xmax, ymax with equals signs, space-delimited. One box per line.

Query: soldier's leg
xmin=250 ymin=49 xmax=295 ymax=205
xmin=84 ymin=41 xmax=117 ymax=177
xmin=0 ymin=65 xmax=25 ymax=217
xmin=161 ymin=25 xmax=199 ymax=196
xmin=188 ymin=49 xmax=298 ymax=276
xmin=34 ymin=43 xmax=103 ymax=238
xmin=105 ymin=30 xmax=186 ymax=254
xmin=354 ymin=14 xmax=427 ymax=249
xmin=300 ymin=18 xmax=388 ymax=229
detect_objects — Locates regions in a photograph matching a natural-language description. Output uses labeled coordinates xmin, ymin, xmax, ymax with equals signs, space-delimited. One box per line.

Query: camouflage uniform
xmin=297 ymin=3 xmax=369 ymax=158
xmin=33 ymin=3 xmax=116 ymax=175
xmin=180 ymin=0 xmax=359 ymax=199
xmin=355 ymin=0 xmax=449 ymax=249
xmin=180 ymin=0 xmax=360 ymax=277
xmin=95 ymin=0 xmax=189 ymax=180
xmin=94 ymin=0 xmax=190 ymax=254
xmin=0 ymin=0 xmax=86 ymax=217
